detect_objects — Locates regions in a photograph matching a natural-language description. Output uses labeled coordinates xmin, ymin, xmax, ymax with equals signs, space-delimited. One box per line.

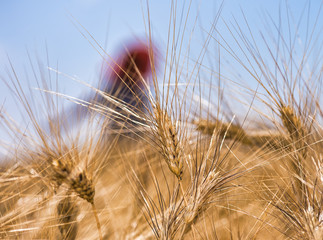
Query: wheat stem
xmin=91 ymin=203 xmax=103 ymax=240
xmin=179 ymin=181 xmax=188 ymax=206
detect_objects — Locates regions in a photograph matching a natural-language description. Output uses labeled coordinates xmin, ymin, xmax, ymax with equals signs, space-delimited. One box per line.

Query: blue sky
xmin=0 ymin=0 xmax=322 ymax=150
xmin=1 ymin=0 xmax=319 ymax=90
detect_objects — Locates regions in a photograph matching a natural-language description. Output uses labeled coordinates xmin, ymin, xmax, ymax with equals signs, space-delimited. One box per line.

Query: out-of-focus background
xmin=0 ymin=0 xmax=322 ymax=152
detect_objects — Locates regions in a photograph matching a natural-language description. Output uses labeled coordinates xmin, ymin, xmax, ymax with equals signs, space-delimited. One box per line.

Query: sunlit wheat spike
xmin=50 ymin=155 xmax=74 ymax=187
xmin=279 ymin=104 xmax=309 ymax=196
xmin=183 ymin=171 xmax=220 ymax=232
xmin=193 ymin=118 xmax=252 ymax=145
xmin=70 ymin=171 xmax=95 ymax=204
xmin=154 ymin=107 xmax=183 ymax=180
xmin=279 ymin=105 xmax=307 ymax=147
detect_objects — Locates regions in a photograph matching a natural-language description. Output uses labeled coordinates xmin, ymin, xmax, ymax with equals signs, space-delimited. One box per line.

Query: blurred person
xmin=60 ymin=40 xmax=157 ymax=139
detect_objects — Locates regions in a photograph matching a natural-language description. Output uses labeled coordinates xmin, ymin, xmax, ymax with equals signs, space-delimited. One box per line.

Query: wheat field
xmin=0 ymin=1 xmax=322 ymax=239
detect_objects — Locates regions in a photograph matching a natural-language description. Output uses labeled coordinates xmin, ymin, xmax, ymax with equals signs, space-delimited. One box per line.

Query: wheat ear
xmin=153 ymin=106 xmax=184 ymax=180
